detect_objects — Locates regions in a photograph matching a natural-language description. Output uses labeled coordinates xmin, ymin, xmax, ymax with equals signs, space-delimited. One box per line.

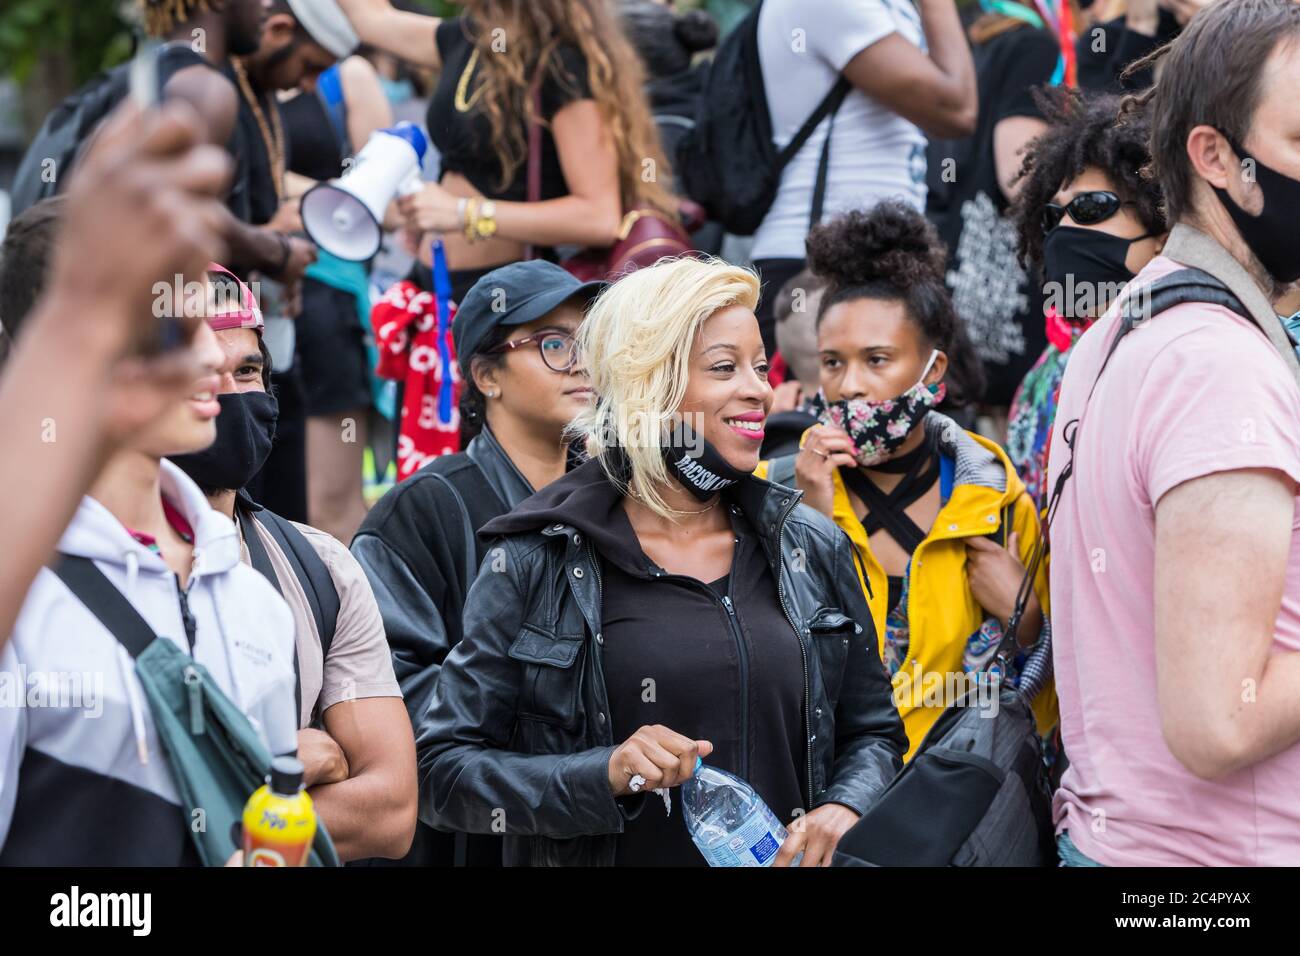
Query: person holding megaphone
xmin=334 ymin=0 xmax=679 ymax=302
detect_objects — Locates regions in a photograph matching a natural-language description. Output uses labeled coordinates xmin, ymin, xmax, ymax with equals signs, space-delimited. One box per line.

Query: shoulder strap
xmin=997 ymin=268 xmax=1251 ymax=673
xmin=807 ymin=80 xmax=850 ymax=228
xmin=775 ymin=76 xmax=851 ymax=170
xmin=51 ymin=555 xmax=157 ymax=658
xmin=316 ymin=64 xmax=349 ymax=157
xmin=253 ymin=511 xmax=339 ymax=663
xmin=429 ymin=471 xmax=481 ymax=589
xmin=237 ymin=507 xmax=299 ymax=722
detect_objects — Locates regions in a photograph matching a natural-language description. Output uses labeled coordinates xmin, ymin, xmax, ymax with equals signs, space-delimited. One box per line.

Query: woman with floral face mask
xmin=760 ymin=200 xmax=1055 ymax=760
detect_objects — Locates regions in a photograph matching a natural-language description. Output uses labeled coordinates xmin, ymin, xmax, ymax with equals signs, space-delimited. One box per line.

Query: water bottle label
xmin=696 ymin=803 xmax=788 ymax=867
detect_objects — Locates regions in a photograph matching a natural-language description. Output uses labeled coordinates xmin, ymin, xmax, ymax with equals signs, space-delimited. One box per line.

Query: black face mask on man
xmin=172 ymin=391 xmax=278 ymax=492
xmin=1213 ymin=132 xmax=1300 ymax=284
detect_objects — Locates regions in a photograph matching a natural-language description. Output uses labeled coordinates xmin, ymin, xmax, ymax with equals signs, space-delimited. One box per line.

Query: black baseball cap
xmin=454 ymin=261 xmax=605 ymax=377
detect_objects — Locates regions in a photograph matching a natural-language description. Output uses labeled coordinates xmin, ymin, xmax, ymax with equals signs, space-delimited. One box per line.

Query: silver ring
xmin=628 ymin=774 xmax=646 ymax=793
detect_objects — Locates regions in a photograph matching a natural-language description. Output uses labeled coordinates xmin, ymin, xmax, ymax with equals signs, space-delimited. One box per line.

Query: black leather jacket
xmin=414 ymin=460 xmax=907 ymax=865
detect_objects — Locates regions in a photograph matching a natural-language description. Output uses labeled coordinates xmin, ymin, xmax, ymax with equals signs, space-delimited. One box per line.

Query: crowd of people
xmin=0 ymin=0 xmax=1298 ymax=871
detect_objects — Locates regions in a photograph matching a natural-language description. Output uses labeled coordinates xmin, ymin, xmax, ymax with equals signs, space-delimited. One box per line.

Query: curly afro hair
xmin=805 ymin=200 xmax=984 ymax=407
xmin=1010 ymin=87 xmax=1166 ymax=272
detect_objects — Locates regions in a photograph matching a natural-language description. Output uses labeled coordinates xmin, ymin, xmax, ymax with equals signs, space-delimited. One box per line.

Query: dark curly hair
xmin=805 ymin=200 xmax=984 ymax=407
xmin=1010 ymin=88 xmax=1166 ymax=271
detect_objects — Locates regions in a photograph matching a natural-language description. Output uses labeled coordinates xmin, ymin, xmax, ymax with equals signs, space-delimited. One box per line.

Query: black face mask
xmin=661 ymin=417 xmax=750 ymax=502
xmin=1043 ymin=225 xmax=1139 ymax=287
xmin=172 ymin=391 xmax=278 ymax=493
xmin=1213 ymin=134 xmax=1300 ymax=284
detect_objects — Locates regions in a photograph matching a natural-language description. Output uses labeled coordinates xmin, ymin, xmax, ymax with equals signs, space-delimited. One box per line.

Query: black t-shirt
xmin=599 ymin=503 xmax=806 ymax=867
xmin=427 ymin=17 xmax=592 ymax=202
xmin=925 ymin=25 xmax=1058 ymax=407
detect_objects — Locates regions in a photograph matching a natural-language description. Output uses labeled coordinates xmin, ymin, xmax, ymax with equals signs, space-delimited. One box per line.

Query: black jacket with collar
xmin=415 ymin=457 xmax=907 ymax=866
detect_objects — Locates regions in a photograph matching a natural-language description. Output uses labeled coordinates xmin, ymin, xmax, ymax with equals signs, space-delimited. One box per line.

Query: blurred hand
xmin=397 ymin=181 xmax=462 ymax=234
xmin=298 ymin=728 xmax=350 ymax=788
xmin=608 ymin=725 xmax=713 ymax=797
xmin=774 ymin=803 xmax=860 ymax=867
xmin=266 ymin=197 xmax=304 ymax=234
xmin=52 ymin=98 xmax=231 ymax=357
xmin=793 ymin=424 xmax=858 ymax=517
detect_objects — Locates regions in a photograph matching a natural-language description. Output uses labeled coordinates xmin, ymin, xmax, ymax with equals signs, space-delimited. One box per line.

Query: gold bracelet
xmin=475 ymin=199 xmax=498 ymax=241
xmin=463 ymin=196 xmax=481 ymax=244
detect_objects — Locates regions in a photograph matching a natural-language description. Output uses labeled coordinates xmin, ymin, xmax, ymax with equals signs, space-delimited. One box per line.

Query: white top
xmin=752 ymin=0 xmax=929 ymax=261
xmin=0 ymin=460 xmax=298 ymax=856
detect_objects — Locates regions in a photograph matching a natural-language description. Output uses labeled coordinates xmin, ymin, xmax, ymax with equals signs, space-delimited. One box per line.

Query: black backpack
xmin=9 ymin=64 xmax=135 ymax=217
xmin=832 ymin=268 xmax=1256 ymax=867
xmin=675 ymin=1 xmax=850 ymax=236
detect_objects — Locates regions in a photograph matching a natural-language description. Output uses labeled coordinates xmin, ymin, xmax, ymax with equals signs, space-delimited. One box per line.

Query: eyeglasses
xmin=485 ymin=330 xmax=580 ymax=372
xmin=1041 ymin=191 xmax=1132 ymax=236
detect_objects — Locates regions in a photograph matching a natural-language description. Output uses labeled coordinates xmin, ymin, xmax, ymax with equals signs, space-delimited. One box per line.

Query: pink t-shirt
xmin=1047 ymin=255 xmax=1300 ymax=866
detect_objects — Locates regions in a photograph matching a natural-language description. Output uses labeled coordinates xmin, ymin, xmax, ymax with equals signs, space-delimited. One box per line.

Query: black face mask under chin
xmin=661 ymin=418 xmax=750 ymax=502
xmin=172 ymin=391 xmax=278 ymax=494
xmin=1213 ymin=132 xmax=1300 ymax=284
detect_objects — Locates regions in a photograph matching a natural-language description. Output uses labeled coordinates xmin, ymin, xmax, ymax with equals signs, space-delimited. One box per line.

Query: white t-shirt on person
xmin=752 ymin=0 xmax=929 ymax=261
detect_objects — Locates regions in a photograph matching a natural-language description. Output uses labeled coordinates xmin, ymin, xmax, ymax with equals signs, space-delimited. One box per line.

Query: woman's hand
xmin=793 ymin=424 xmax=858 ymax=518
xmin=397 ymin=181 xmax=463 ymax=234
xmin=965 ymin=531 xmax=1037 ymax=627
xmin=774 ymin=803 xmax=860 ymax=867
xmin=607 ymin=725 xmax=713 ymax=797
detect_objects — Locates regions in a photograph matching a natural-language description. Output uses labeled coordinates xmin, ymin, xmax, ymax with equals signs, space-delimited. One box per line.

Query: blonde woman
xmin=338 ymin=0 xmax=676 ymax=299
xmin=415 ymin=257 xmax=905 ymax=867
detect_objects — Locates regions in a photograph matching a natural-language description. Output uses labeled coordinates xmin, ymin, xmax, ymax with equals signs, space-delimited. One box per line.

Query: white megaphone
xmin=301 ymin=121 xmax=429 ymax=261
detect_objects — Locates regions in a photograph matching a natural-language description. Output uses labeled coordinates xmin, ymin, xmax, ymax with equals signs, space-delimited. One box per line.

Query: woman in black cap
xmin=351 ymin=259 xmax=602 ymax=866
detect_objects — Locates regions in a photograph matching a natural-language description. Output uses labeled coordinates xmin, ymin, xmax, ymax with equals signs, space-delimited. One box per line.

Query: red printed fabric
xmin=370 ymin=280 xmax=461 ymax=480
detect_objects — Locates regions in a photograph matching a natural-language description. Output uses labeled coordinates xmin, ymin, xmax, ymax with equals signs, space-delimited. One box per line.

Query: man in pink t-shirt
xmin=1047 ymin=0 xmax=1300 ymax=866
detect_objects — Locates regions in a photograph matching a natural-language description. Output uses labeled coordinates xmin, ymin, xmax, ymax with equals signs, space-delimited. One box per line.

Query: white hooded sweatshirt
xmin=0 ymin=459 xmax=297 ymax=864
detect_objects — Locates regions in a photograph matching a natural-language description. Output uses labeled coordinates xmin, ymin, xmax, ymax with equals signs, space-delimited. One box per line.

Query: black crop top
xmin=427 ymin=18 xmax=593 ymax=203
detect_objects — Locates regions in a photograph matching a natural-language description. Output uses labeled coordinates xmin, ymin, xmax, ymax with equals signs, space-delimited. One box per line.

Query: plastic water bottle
xmin=682 ymin=758 xmax=791 ymax=867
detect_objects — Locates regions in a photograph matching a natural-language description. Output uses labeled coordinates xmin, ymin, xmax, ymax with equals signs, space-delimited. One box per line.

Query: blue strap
xmin=939 ymin=452 xmax=954 ymax=506
xmin=317 ymin=65 xmax=348 ymax=150
xmin=431 ymin=239 xmax=455 ymax=426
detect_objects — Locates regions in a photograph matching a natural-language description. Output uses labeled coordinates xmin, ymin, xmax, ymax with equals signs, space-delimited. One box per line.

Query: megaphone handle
xmin=398 ymin=171 xmax=425 ymax=198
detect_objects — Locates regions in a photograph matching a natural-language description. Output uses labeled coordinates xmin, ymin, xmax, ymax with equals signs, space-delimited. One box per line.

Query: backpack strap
xmin=51 ymin=555 xmax=157 ymax=658
xmin=316 ymin=64 xmax=350 ymax=160
xmin=252 ymin=511 xmax=340 ymax=666
xmin=237 ymin=505 xmax=301 ymax=722
xmin=997 ymin=268 xmax=1253 ymax=675
xmin=807 ymin=80 xmax=851 ymax=229
xmin=774 ymin=76 xmax=851 ymax=171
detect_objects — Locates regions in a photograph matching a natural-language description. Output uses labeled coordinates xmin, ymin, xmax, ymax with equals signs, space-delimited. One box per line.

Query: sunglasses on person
xmin=484 ymin=330 xmax=580 ymax=372
xmin=1041 ymin=191 xmax=1133 ymax=236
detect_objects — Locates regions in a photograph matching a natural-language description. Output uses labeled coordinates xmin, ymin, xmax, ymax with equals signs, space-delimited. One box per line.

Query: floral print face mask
xmin=810 ymin=350 xmax=945 ymax=467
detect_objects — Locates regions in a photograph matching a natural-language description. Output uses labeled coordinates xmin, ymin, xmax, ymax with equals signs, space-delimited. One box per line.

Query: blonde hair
xmin=570 ymin=256 xmax=760 ymax=520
